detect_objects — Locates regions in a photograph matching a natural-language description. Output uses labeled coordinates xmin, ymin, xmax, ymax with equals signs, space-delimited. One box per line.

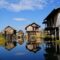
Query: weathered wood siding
xmin=4 ymin=27 xmax=14 ymax=34
xmin=56 ymin=12 xmax=60 ymax=27
xmin=56 ymin=12 xmax=60 ymax=40
xmin=26 ymin=26 xmax=33 ymax=31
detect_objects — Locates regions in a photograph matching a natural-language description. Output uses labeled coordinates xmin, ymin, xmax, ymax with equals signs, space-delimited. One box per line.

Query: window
xmin=18 ymin=36 xmax=20 ymax=39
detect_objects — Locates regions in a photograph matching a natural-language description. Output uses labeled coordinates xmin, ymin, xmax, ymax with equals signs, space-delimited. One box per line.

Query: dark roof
xmin=4 ymin=26 xmax=16 ymax=31
xmin=18 ymin=30 xmax=24 ymax=33
xmin=43 ymin=8 xmax=60 ymax=23
xmin=25 ymin=23 xmax=40 ymax=30
xmin=43 ymin=20 xmax=47 ymax=24
xmin=44 ymin=27 xmax=58 ymax=30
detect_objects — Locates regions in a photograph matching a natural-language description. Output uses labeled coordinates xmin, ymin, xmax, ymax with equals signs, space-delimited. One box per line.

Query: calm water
xmin=0 ymin=41 xmax=60 ymax=60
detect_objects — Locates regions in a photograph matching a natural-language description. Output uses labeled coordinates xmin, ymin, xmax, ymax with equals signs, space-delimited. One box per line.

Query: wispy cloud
xmin=0 ymin=0 xmax=54 ymax=12
xmin=13 ymin=18 xmax=28 ymax=21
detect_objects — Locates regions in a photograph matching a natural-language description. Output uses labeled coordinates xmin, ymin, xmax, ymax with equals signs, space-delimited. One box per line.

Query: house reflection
xmin=4 ymin=41 xmax=17 ymax=51
xmin=44 ymin=41 xmax=60 ymax=60
xmin=26 ymin=43 xmax=41 ymax=53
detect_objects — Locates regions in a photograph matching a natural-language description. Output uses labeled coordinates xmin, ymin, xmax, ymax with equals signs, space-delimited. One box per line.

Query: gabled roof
xmin=18 ymin=30 xmax=24 ymax=33
xmin=25 ymin=23 xmax=40 ymax=30
xmin=43 ymin=8 xmax=60 ymax=23
xmin=4 ymin=26 xmax=16 ymax=31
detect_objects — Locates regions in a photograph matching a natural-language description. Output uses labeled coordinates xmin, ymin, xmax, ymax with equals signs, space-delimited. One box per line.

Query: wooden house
xmin=3 ymin=26 xmax=16 ymax=41
xmin=25 ymin=23 xmax=42 ymax=44
xmin=43 ymin=8 xmax=60 ymax=40
xmin=16 ymin=30 xmax=24 ymax=44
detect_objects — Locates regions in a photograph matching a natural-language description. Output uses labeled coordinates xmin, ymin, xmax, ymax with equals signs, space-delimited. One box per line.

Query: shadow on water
xmin=44 ymin=41 xmax=60 ymax=60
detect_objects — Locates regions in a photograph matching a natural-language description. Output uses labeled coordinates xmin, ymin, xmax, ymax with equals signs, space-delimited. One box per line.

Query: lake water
xmin=0 ymin=41 xmax=60 ymax=60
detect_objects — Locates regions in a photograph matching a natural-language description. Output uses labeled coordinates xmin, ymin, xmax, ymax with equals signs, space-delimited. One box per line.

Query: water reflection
xmin=17 ymin=40 xmax=24 ymax=45
xmin=56 ymin=44 xmax=60 ymax=55
xmin=0 ymin=39 xmax=60 ymax=60
xmin=5 ymin=41 xmax=17 ymax=51
xmin=26 ymin=42 xmax=41 ymax=53
xmin=44 ymin=41 xmax=60 ymax=60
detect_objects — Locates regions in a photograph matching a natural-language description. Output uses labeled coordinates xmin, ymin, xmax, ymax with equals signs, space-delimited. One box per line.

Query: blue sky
xmin=0 ymin=0 xmax=60 ymax=31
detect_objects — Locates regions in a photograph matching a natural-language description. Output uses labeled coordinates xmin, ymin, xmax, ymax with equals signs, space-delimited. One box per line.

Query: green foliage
xmin=0 ymin=34 xmax=6 ymax=46
xmin=55 ymin=40 xmax=60 ymax=44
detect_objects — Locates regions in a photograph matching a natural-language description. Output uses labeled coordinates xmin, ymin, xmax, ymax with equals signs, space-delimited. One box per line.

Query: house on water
xmin=16 ymin=30 xmax=24 ymax=44
xmin=43 ymin=8 xmax=60 ymax=40
xmin=3 ymin=26 xmax=16 ymax=41
xmin=25 ymin=23 xmax=42 ymax=44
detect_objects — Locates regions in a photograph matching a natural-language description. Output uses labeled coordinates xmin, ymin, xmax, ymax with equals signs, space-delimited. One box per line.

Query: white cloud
xmin=0 ymin=0 xmax=54 ymax=12
xmin=13 ymin=18 xmax=28 ymax=21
